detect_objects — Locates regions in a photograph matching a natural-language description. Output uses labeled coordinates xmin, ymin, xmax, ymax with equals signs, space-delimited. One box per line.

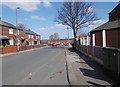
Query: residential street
xmin=2 ymin=46 xmax=68 ymax=85
xmin=1 ymin=2 xmax=120 ymax=87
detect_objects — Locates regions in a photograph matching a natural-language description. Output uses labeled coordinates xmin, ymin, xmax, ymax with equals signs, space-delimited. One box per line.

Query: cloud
xmin=2 ymin=0 xmax=52 ymax=12
xmin=89 ymin=19 xmax=106 ymax=28
xmin=87 ymin=7 xmax=94 ymax=13
xmin=39 ymin=27 xmax=54 ymax=31
xmin=30 ymin=15 xmax=46 ymax=21
xmin=2 ymin=0 xmax=41 ymax=12
xmin=80 ymin=19 xmax=106 ymax=28
xmin=78 ymin=19 xmax=106 ymax=33
xmin=43 ymin=0 xmax=52 ymax=7
xmin=93 ymin=19 xmax=106 ymax=24
xmin=39 ymin=23 xmax=67 ymax=31
xmin=55 ymin=24 xmax=67 ymax=28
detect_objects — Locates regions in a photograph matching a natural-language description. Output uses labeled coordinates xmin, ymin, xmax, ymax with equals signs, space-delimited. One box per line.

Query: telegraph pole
xmin=67 ymin=27 xmax=69 ymax=40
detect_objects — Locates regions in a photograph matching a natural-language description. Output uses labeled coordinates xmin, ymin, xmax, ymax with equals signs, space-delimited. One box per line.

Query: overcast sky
xmin=1 ymin=0 xmax=119 ymax=39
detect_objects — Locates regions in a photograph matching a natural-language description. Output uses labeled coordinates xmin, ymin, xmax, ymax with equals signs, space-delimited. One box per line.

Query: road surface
xmin=2 ymin=46 xmax=68 ymax=85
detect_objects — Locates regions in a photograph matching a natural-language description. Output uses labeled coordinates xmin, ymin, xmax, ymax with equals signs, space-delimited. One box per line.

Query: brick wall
xmin=95 ymin=31 xmax=102 ymax=47
xmin=2 ymin=46 xmax=17 ymax=54
xmin=91 ymin=29 xmax=119 ymax=49
xmin=106 ymin=29 xmax=119 ymax=48
xmin=109 ymin=4 xmax=120 ymax=21
xmin=119 ymin=29 xmax=120 ymax=48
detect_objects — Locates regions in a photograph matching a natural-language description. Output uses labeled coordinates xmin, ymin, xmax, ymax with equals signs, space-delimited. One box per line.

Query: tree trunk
xmin=73 ymin=27 xmax=77 ymax=43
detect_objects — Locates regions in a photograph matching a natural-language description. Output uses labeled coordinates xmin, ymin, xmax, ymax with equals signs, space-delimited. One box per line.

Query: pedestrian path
xmin=66 ymin=48 xmax=116 ymax=86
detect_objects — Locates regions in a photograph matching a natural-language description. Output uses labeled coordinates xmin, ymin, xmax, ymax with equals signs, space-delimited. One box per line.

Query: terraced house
xmin=0 ymin=20 xmax=41 ymax=54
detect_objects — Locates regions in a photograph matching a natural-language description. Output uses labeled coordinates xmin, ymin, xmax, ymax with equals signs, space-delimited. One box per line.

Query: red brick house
xmin=48 ymin=39 xmax=73 ymax=46
xmin=23 ymin=29 xmax=41 ymax=46
xmin=90 ymin=3 xmax=120 ymax=48
xmin=0 ymin=20 xmax=41 ymax=54
xmin=78 ymin=34 xmax=90 ymax=45
xmin=0 ymin=21 xmax=28 ymax=47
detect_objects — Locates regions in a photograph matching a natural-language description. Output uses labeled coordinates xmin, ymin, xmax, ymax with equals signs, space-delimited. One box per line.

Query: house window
xmin=36 ymin=36 xmax=39 ymax=39
xmin=9 ymin=28 xmax=13 ymax=34
xmin=32 ymin=41 xmax=34 ymax=45
xmin=9 ymin=39 xmax=14 ymax=45
xmin=31 ymin=35 xmax=34 ymax=39
xmin=28 ymin=35 xmax=30 ymax=39
xmin=29 ymin=42 xmax=31 ymax=46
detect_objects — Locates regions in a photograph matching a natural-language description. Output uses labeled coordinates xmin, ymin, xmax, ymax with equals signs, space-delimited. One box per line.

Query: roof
xmin=0 ymin=20 xmax=16 ymax=28
xmin=0 ymin=20 xmax=40 ymax=36
xmin=23 ymin=29 xmax=40 ymax=36
xmin=91 ymin=20 xmax=120 ymax=32
xmin=78 ymin=34 xmax=87 ymax=38
xmin=0 ymin=20 xmax=23 ymax=30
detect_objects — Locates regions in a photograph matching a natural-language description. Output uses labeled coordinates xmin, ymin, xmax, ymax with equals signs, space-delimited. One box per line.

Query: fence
xmin=1 ymin=44 xmax=46 ymax=54
xmin=103 ymin=47 xmax=120 ymax=80
xmin=76 ymin=44 xmax=120 ymax=82
xmin=2 ymin=46 xmax=17 ymax=54
xmin=19 ymin=44 xmax=45 ymax=51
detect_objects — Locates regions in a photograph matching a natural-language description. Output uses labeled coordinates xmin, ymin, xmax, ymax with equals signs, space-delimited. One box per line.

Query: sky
xmin=0 ymin=0 xmax=119 ymax=40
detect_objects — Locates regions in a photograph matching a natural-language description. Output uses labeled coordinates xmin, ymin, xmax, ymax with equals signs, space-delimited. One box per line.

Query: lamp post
xmin=67 ymin=27 xmax=69 ymax=40
xmin=16 ymin=7 xmax=20 ymax=51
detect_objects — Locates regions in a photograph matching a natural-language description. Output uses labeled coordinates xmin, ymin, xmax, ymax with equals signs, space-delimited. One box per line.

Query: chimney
xmin=28 ymin=29 xmax=31 ymax=31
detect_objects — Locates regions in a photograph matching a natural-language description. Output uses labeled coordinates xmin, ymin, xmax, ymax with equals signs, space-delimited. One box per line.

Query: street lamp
xmin=67 ymin=27 xmax=69 ymax=40
xmin=16 ymin=7 xmax=20 ymax=51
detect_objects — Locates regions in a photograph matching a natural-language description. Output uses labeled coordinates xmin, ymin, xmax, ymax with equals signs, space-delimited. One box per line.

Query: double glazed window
xmin=28 ymin=35 xmax=30 ymax=39
xmin=31 ymin=35 xmax=34 ymax=39
xmin=9 ymin=28 xmax=13 ymax=34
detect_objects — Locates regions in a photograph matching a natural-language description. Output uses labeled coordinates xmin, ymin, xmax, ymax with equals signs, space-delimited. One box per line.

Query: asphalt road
xmin=2 ymin=46 xmax=68 ymax=85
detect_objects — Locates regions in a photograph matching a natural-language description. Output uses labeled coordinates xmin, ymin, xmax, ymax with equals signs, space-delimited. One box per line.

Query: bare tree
xmin=54 ymin=32 xmax=59 ymax=40
xmin=49 ymin=35 xmax=54 ymax=40
xmin=55 ymin=1 xmax=98 ymax=42
xmin=49 ymin=32 xmax=59 ymax=40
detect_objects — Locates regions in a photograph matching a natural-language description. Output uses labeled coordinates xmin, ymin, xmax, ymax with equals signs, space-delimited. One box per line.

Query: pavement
xmin=2 ymin=46 xmax=68 ymax=85
xmin=66 ymin=48 xmax=117 ymax=87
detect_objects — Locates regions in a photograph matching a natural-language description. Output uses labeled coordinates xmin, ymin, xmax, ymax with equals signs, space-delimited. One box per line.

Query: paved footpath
xmin=66 ymin=48 xmax=117 ymax=87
